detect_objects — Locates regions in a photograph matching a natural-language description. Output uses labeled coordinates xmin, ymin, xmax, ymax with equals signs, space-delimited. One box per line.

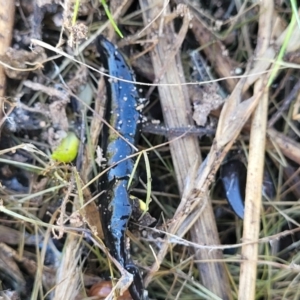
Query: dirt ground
xmin=1 ymin=1 xmax=300 ymax=300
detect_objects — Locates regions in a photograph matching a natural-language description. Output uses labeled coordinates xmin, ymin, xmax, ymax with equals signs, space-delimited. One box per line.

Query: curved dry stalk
xmin=267 ymin=128 xmax=300 ymax=165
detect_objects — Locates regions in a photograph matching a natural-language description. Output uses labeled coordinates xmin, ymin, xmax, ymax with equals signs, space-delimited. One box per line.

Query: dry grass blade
xmin=0 ymin=0 xmax=15 ymax=93
xmin=239 ymin=82 xmax=269 ymax=300
xmin=0 ymin=0 xmax=15 ymax=123
xmin=139 ymin=1 xmax=232 ymax=298
xmin=79 ymin=77 xmax=106 ymax=240
xmin=53 ymin=235 xmax=82 ymax=300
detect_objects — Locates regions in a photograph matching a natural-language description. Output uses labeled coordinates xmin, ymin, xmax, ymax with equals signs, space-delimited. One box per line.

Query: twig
xmin=142 ymin=123 xmax=215 ymax=137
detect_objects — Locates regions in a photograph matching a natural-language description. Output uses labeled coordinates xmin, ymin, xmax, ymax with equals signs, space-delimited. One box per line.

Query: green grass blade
xmin=290 ymin=0 xmax=300 ymax=29
xmin=100 ymin=0 xmax=123 ymax=38
xmin=268 ymin=11 xmax=296 ymax=86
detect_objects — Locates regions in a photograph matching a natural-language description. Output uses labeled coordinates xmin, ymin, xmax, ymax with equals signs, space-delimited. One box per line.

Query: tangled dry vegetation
xmin=1 ymin=0 xmax=300 ymax=299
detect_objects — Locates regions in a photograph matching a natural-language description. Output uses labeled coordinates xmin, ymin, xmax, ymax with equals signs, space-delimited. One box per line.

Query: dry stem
xmin=0 ymin=0 xmax=15 ymax=120
xmin=139 ymin=1 xmax=232 ymax=298
xmin=238 ymin=1 xmax=273 ymax=299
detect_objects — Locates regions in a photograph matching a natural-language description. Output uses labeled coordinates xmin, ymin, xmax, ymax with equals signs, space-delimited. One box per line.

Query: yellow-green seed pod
xmin=130 ymin=195 xmax=148 ymax=212
xmin=51 ymin=132 xmax=80 ymax=163
xmin=138 ymin=199 xmax=147 ymax=212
